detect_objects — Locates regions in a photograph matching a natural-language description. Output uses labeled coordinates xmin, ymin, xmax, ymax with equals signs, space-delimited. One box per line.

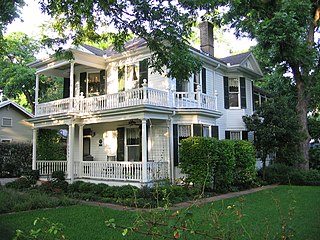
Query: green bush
xmin=52 ymin=170 xmax=65 ymax=181
xmin=261 ymin=164 xmax=294 ymax=184
xmin=5 ymin=177 xmax=32 ymax=190
xmin=22 ymin=169 xmax=40 ymax=184
xmin=180 ymin=137 xmax=255 ymax=192
xmin=309 ymin=148 xmax=320 ymax=170
xmin=262 ymin=164 xmax=320 ymax=186
xmin=37 ymin=129 xmax=66 ymax=161
xmin=233 ymin=140 xmax=257 ymax=189
xmin=114 ymin=185 xmax=138 ymax=199
xmin=0 ymin=142 xmax=32 ymax=177
xmin=78 ymin=182 xmax=95 ymax=193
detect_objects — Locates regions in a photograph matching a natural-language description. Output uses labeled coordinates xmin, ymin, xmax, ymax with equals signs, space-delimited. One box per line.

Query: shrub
xmin=180 ymin=137 xmax=255 ymax=192
xmin=22 ymin=169 xmax=40 ymax=184
xmin=78 ymin=182 xmax=95 ymax=193
xmin=0 ymin=142 xmax=32 ymax=177
xmin=114 ymin=185 xmax=138 ymax=199
xmin=309 ymin=148 xmax=320 ymax=170
xmin=261 ymin=164 xmax=294 ymax=184
xmin=5 ymin=177 xmax=32 ymax=190
xmin=51 ymin=170 xmax=65 ymax=181
xmin=233 ymin=140 xmax=257 ymax=189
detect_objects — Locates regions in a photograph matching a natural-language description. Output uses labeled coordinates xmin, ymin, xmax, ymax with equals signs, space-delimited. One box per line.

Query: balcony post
xmin=197 ymin=85 xmax=201 ymax=108
xmin=141 ymin=118 xmax=148 ymax=183
xmin=69 ymin=61 xmax=75 ymax=112
xmin=67 ymin=123 xmax=75 ymax=183
xmin=214 ymin=90 xmax=218 ymax=110
xmin=35 ymin=74 xmax=39 ymax=116
xmin=32 ymin=128 xmax=37 ymax=170
xmin=142 ymin=79 xmax=148 ymax=103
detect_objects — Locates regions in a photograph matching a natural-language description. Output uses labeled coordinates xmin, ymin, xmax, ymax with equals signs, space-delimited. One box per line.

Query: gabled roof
xmin=220 ymin=52 xmax=251 ymax=66
xmin=0 ymin=100 xmax=33 ymax=118
xmin=81 ymin=44 xmax=106 ymax=57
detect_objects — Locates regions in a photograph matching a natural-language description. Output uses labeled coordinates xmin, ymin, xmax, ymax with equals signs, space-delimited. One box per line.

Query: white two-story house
xmin=28 ymin=22 xmax=265 ymax=186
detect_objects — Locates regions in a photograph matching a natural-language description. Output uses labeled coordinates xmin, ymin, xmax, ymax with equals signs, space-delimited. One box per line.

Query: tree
xmin=206 ymin=0 xmax=320 ymax=169
xmin=243 ymin=96 xmax=302 ymax=169
xmin=37 ymin=0 xmax=215 ymax=81
xmin=0 ymin=32 xmax=63 ymax=113
xmin=0 ymin=0 xmax=25 ymax=51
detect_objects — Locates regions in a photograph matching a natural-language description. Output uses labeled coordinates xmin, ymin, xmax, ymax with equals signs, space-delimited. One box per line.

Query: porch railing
xmin=35 ymin=87 xmax=217 ymax=117
xmin=37 ymin=160 xmax=169 ymax=182
xmin=36 ymin=161 xmax=68 ymax=176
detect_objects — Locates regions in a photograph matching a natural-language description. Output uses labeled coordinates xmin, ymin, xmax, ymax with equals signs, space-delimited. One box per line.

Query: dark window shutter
xmin=240 ymin=77 xmax=247 ymax=109
xmin=139 ymin=59 xmax=148 ymax=87
xmin=211 ymin=126 xmax=219 ymax=139
xmin=117 ymin=127 xmax=125 ymax=161
xmin=80 ymin=72 xmax=87 ymax=97
xmin=202 ymin=68 xmax=207 ymax=94
xmin=242 ymin=131 xmax=249 ymax=140
xmin=173 ymin=124 xmax=179 ymax=167
xmin=100 ymin=70 xmax=106 ymax=95
xmin=251 ymin=81 xmax=255 ymax=112
xmin=224 ymin=76 xmax=229 ymax=109
xmin=63 ymin=77 xmax=70 ymax=98
xmin=225 ymin=131 xmax=230 ymax=139
xmin=193 ymin=124 xmax=203 ymax=136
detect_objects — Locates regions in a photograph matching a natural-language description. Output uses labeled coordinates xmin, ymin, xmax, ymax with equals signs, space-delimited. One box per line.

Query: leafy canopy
xmin=38 ymin=0 xmax=219 ymax=81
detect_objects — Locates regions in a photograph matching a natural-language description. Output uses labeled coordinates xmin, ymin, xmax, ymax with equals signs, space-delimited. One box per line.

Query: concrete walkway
xmin=0 ymin=178 xmax=18 ymax=186
xmin=78 ymin=184 xmax=278 ymax=211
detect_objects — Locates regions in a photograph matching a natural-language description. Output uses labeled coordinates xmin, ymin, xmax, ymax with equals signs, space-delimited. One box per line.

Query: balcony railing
xmin=35 ymin=87 xmax=218 ymax=117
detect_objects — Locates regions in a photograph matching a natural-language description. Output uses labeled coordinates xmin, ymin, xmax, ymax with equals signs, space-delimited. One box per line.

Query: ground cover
xmin=0 ymin=185 xmax=319 ymax=239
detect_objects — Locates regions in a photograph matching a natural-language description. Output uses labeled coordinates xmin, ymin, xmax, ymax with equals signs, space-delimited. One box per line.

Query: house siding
xmin=0 ymin=105 xmax=32 ymax=143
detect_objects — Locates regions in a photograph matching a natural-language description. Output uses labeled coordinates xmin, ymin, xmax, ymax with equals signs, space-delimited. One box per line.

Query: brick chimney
xmin=199 ymin=21 xmax=214 ymax=57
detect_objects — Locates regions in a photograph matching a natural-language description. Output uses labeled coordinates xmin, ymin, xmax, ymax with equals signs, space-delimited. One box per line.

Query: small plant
xmin=14 ymin=217 xmax=66 ymax=240
xmin=51 ymin=171 xmax=65 ymax=181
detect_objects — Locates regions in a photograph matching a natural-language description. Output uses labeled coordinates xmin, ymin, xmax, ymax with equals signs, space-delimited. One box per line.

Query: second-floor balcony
xmin=35 ymin=85 xmax=218 ymax=117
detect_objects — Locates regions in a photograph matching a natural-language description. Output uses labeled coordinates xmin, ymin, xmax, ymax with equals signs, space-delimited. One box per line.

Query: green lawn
xmin=0 ymin=185 xmax=319 ymax=239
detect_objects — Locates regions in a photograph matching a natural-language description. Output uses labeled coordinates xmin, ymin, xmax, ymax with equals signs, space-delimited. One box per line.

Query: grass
xmin=0 ymin=185 xmax=319 ymax=239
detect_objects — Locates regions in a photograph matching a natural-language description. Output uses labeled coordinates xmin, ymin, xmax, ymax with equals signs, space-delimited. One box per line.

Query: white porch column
xmin=32 ymin=128 xmax=37 ymax=170
xmin=209 ymin=125 xmax=212 ymax=137
xmin=67 ymin=123 xmax=75 ymax=182
xmin=141 ymin=119 xmax=148 ymax=183
xmin=35 ymin=74 xmax=39 ymax=116
xmin=168 ymin=119 xmax=174 ymax=183
xmin=69 ymin=61 xmax=75 ymax=111
xmin=78 ymin=124 xmax=84 ymax=178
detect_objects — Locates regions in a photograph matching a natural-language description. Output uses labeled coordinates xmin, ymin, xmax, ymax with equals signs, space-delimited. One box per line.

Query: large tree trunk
xmin=294 ymin=71 xmax=310 ymax=170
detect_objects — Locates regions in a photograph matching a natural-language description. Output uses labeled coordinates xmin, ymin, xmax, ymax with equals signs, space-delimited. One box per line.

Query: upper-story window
xmin=88 ymin=73 xmax=100 ymax=96
xmin=193 ymin=67 xmax=207 ymax=93
xmin=79 ymin=70 xmax=106 ymax=98
xmin=224 ymin=76 xmax=246 ymax=109
xmin=2 ymin=117 xmax=12 ymax=127
xmin=118 ymin=59 xmax=148 ymax=92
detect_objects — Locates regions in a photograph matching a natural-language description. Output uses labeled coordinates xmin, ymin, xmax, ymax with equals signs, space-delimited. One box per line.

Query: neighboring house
xmin=0 ymin=100 xmax=33 ymax=143
xmin=28 ymin=22 xmax=266 ymax=186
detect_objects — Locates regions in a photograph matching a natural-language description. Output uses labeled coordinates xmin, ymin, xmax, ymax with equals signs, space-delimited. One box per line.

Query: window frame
xmin=228 ymin=77 xmax=240 ymax=109
xmin=2 ymin=117 xmax=12 ymax=127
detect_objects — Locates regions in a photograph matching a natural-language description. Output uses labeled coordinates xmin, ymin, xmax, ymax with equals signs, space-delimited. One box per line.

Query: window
xmin=2 ymin=117 xmax=12 ymax=127
xmin=193 ymin=68 xmax=206 ymax=93
xmin=224 ymin=77 xmax=246 ymax=109
xmin=179 ymin=125 xmax=191 ymax=142
xmin=228 ymin=78 xmax=239 ymax=107
xmin=230 ymin=131 xmax=241 ymax=140
xmin=126 ymin=128 xmax=141 ymax=162
xmin=118 ymin=59 xmax=148 ymax=92
xmin=88 ymin=73 xmax=100 ymax=96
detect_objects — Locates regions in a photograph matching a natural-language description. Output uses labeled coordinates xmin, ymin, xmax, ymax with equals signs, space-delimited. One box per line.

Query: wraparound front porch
xmin=36 ymin=160 xmax=169 ymax=184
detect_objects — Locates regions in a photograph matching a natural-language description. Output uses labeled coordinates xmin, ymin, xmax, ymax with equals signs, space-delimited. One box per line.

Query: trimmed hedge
xmin=179 ymin=137 xmax=257 ymax=191
xmin=0 ymin=142 xmax=32 ymax=177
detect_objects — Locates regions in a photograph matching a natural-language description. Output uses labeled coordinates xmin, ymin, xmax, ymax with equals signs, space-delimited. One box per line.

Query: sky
xmin=5 ymin=0 xmax=256 ymax=59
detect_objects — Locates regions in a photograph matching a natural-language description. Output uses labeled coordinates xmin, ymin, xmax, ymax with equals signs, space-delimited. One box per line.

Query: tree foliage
xmin=205 ymin=0 xmax=320 ymax=169
xmin=0 ymin=32 xmax=64 ymax=112
xmin=243 ymin=97 xmax=303 ymax=166
xmin=37 ymin=0 xmax=217 ymax=81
